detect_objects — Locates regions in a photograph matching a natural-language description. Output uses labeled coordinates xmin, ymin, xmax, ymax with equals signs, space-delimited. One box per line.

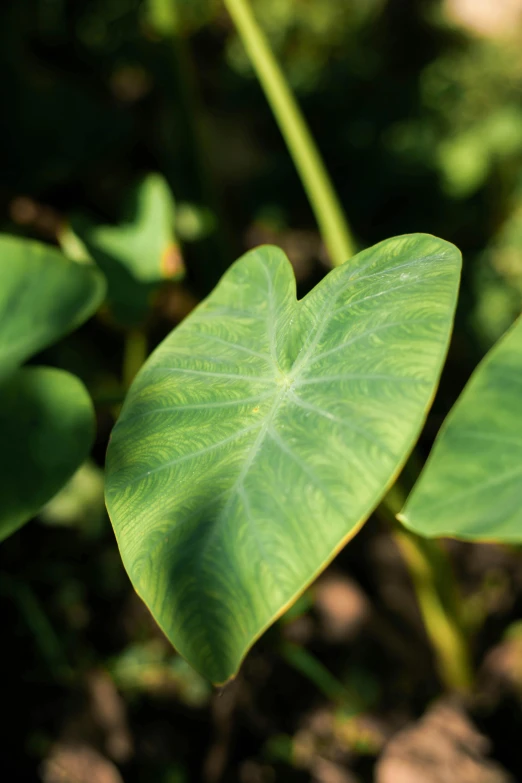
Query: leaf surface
xmin=105 ymin=235 xmax=461 ymax=682
xmin=0 ymin=235 xmax=105 ymax=379
xmin=399 ymin=315 xmax=522 ymax=542
xmin=78 ymin=174 xmax=182 ymax=282
xmin=0 ymin=367 xmax=95 ymax=542
xmin=68 ymin=174 xmax=184 ymax=325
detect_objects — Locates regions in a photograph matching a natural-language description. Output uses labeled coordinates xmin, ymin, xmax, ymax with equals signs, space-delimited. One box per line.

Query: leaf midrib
xmin=127 ymin=245 xmax=452 ymax=546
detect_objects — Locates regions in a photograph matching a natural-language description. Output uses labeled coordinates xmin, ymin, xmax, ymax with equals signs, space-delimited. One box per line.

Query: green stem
xmin=90 ymin=388 xmax=127 ymax=408
xmin=223 ymin=0 xmax=356 ymax=266
xmin=280 ymin=642 xmax=350 ymax=706
xmin=0 ymin=574 xmax=71 ymax=680
xmin=123 ymin=329 xmax=148 ymax=389
xmin=379 ymin=497 xmax=473 ymax=693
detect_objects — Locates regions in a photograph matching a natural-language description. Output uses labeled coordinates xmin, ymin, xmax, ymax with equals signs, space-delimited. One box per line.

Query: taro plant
xmin=2 ymin=0 xmax=521 ymax=700
xmin=105 ymin=234 xmax=463 ymax=683
xmin=61 ymin=173 xmax=183 ymax=330
xmin=0 ymin=235 xmax=105 ymax=542
xmin=103 ymin=232 xmax=522 ymax=686
xmin=103 ymin=0 xmax=522 ymax=688
xmin=59 ymin=173 xmax=184 ymax=390
xmin=0 ymin=173 xmax=180 ymax=544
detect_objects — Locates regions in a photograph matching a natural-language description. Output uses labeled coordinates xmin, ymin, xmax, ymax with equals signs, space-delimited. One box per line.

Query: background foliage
xmin=1 ymin=1 xmax=522 ymax=781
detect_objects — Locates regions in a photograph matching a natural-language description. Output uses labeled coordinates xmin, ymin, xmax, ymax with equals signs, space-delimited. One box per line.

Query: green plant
xmin=2 ymin=0 xmax=521 ymax=705
xmin=102 ymin=0 xmax=520 ymax=689
xmin=105 ymin=234 xmax=462 ymax=683
xmin=399 ymin=314 xmax=522 ymax=541
xmin=60 ymin=173 xmax=183 ymax=328
xmin=0 ymin=235 xmax=105 ymax=542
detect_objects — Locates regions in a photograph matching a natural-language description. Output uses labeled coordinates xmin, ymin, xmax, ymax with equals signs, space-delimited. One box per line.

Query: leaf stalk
xmin=379 ymin=497 xmax=473 ymax=693
xmin=223 ymin=0 xmax=356 ymax=266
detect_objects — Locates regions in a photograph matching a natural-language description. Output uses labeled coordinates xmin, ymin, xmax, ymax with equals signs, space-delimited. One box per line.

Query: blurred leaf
xmin=421 ymin=39 xmax=522 ymax=197
xmin=438 ymin=130 xmax=490 ymax=197
xmin=144 ymin=0 xmax=220 ymax=36
xmin=399 ymin=316 xmax=522 ymax=542
xmin=226 ymin=0 xmax=385 ymax=90
xmin=263 ymin=733 xmax=293 ymax=764
xmin=145 ymin=0 xmax=179 ymax=36
xmin=105 ymin=235 xmax=461 ymax=682
xmin=473 ymin=189 xmax=522 ymax=345
xmin=0 ymin=367 xmax=95 ymax=543
xmin=281 ymin=642 xmax=348 ymax=704
xmin=505 ymin=620 xmax=522 ymax=641
xmin=0 ymin=235 xmax=105 ymax=380
xmin=437 ymin=109 xmax=522 ymax=197
xmin=68 ymin=174 xmax=184 ymax=326
xmin=80 ymin=174 xmax=183 ymax=284
xmin=39 ymin=460 xmax=106 ymax=536
xmin=175 ymin=202 xmax=217 ymax=243
xmin=110 ymin=641 xmax=211 ymax=707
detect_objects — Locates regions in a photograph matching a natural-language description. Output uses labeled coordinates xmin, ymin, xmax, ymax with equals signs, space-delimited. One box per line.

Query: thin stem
xmin=280 ymin=642 xmax=351 ymax=707
xmin=393 ymin=528 xmax=473 ymax=693
xmin=223 ymin=0 xmax=356 ymax=266
xmin=90 ymin=388 xmax=127 ymax=408
xmin=0 ymin=574 xmax=71 ymax=680
xmin=123 ymin=329 xmax=148 ymax=389
xmin=379 ymin=496 xmax=473 ymax=693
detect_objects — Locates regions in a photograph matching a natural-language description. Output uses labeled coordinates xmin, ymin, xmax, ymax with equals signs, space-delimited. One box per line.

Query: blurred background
xmin=1 ymin=1 xmax=522 ymax=781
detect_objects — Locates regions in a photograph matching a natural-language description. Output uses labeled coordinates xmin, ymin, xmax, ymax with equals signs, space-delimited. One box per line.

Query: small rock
xmin=314 ymin=572 xmax=370 ymax=642
xmin=375 ymin=700 xmax=513 ymax=783
xmin=311 ymin=757 xmax=360 ymax=783
xmin=445 ymin=0 xmax=522 ymax=38
xmin=480 ymin=635 xmax=522 ymax=700
xmin=41 ymin=742 xmax=124 ymax=783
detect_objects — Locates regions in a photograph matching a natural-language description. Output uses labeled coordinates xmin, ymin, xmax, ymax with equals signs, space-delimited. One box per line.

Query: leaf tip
xmin=395 ymin=511 xmax=409 ymax=526
xmin=213 ymin=671 xmax=238 ymax=688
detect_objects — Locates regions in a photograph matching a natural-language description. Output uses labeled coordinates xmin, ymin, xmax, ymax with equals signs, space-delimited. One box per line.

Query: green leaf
xmin=105 ymin=235 xmax=461 ymax=683
xmin=399 ymin=315 xmax=522 ymax=542
xmin=68 ymin=174 xmax=184 ymax=326
xmin=0 ymin=235 xmax=105 ymax=379
xmin=79 ymin=174 xmax=182 ymax=283
xmin=0 ymin=367 xmax=96 ymax=543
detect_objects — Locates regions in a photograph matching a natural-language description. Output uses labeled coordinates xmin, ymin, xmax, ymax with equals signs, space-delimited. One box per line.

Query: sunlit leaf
xmin=399 ymin=315 xmax=522 ymax=542
xmin=0 ymin=367 xmax=95 ymax=542
xmin=105 ymin=235 xmax=461 ymax=682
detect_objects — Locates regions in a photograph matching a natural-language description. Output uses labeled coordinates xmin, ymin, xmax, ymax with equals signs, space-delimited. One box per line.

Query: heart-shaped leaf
xmin=68 ymin=174 xmax=184 ymax=326
xmin=0 ymin=367 xmax=96 ymax=542
xmin=0 ymin=235 xmax=105 ymax=379
xmin=105 ymin=234 xmax=461 ymax=683
xmin=75 ymin=174 xmax=182 ymax=283
xmin=399 ymin=315 xmax=522 ymax=542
